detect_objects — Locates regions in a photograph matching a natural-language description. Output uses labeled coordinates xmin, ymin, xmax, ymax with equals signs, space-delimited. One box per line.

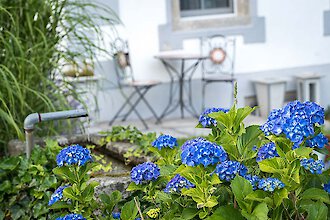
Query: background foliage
xmin=0 ymin=0 xmax=118 ymax=154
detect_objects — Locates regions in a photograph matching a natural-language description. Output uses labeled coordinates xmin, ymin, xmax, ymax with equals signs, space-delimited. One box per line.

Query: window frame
xmin=157 ymin=0 xmax=266 ymax=51
xmin=180 ymin=0 xmax=235 ymax=18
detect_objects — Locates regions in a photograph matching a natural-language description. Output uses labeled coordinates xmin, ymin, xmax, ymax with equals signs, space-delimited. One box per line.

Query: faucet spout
xmin=24 ymin=109 xmax=88 ymax=158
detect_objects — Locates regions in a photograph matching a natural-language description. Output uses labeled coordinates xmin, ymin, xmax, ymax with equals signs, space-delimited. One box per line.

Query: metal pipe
xmin=24 ymin=109 xmax=88 ymax=158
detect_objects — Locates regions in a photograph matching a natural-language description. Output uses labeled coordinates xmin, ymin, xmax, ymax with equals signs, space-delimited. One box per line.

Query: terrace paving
xmin=87 ymin=115 xmax=265 ymax=138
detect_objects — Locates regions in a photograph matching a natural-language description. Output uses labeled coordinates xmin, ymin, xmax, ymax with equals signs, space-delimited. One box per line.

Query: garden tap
xmin=24 ymin=109 xmax=88 ymax=158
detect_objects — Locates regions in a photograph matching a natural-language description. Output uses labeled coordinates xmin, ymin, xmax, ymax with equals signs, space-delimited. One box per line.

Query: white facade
xmin=91 ymin=0 xmax=330 ymax=122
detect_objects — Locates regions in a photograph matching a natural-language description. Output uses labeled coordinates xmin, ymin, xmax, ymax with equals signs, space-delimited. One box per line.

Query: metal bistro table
xmin=155 ymin=50 xmax=208 ymax=120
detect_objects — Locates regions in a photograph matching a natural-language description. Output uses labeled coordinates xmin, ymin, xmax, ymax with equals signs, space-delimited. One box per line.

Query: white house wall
xmin=91 ymin=0 xmax=330 ymax=122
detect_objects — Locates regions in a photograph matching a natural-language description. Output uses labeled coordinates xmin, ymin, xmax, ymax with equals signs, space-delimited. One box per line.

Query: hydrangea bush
xmin=49 ymin=144 xmax=142 ymax=220
xmin=44 ymin=91 xmax=330 ymax=219
xmin=127 ymin=99 xmax=330 ymax=220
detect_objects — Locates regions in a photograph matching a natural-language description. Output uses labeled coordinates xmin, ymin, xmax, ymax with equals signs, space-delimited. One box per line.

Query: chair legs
xmin=121 ymin=87 xmax=149 ymax=122
xmin=109 ymin=89 xmax=149 ymax=129
xmin=134 ymin=86 xmax=160 ymax=121
xmin=202 ymin=81 xmax=207 ymax=113
xmin=109 ymin=86 xmax=159 ymax=129
xmin=201 ymin=81 xmax=235 ymax=112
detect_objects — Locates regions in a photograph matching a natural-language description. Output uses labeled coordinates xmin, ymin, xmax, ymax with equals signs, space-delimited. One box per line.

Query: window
xmin=158 ymin=0 xmax=266 ymax=50
xmin=180 ymin=0 xmax=234 ymax=17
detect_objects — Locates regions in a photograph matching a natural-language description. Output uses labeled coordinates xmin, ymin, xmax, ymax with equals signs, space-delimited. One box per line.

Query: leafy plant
xmin=0 ymin=0 xmax=118 ymax=153
xmin=100 ymin=126 xmax=157 ymax=163
xmin=0 ymin=140 xmax=114 ymax=219
xmin=126 ymin=97 xmax=330 ymax=219
xmin=0 ymin=139 xmax=61 ymax=220
xmin=49 ymin=144 xmax=141 ymax=220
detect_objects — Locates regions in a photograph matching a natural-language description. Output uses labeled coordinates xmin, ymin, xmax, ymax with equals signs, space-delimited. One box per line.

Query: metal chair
xmin=109 ymin=38 xmax=160 ymax=129
xmin=201 ymin=35 xmax=236 ymax=110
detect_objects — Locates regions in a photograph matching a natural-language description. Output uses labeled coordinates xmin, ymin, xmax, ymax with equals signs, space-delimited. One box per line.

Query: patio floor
xmin=87 ymin=115 xmax=265 ymax=138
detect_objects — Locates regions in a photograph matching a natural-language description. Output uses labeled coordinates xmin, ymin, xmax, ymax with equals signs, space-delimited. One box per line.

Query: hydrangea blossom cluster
xmin=244 ymin=175 xmax=261 ymax=190
xmin=112 ymin=212 xmax=121 ymax=219
xmin=260 ymin=101 xmax=324 ymax=148
xmin=324 ymin=182 xmax=330 ymax=194
xmin=48 ymin=185 xmax=70 ymax=206
xmin=181 ymin=139 xmax=227 ymax=167
xmin=152 ymin=134 xmax=178 ymax=150
xmin=181 ymin=137 xmax=206 ymax=151
xmin=300 ymin=158 xmax=325 ymax=174
xmin=164 ymin=174 xmax=195 ymax=193
xmin=56 ymin=145 xmax=92 ymax=167
xmin=56 ymin=214 xmax=86 ymax=220
xmin=131 ymin=162 xmax=160 ymax=185
xmin=214 ymin=161 xmax=247 ymax=181
xmin=256 ymin=142 xmax=279 ymax=162
xmin=258 ymin=178 xmax=285 ymax=192
xmin=199 ymin=107 xmax=229 ymax=127
xmin=306 ymin=133 xmax=328 ymax=149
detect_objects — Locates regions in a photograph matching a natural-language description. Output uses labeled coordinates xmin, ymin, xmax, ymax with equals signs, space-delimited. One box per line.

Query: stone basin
xmin=8 ymin=133 xmax=149 ymax=197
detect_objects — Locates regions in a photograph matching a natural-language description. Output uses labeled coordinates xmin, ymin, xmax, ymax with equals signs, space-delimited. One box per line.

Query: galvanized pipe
xmin=24 ymin=109 xmax=88 ymax=158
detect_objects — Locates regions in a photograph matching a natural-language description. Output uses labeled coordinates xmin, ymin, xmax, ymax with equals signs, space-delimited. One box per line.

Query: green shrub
xmin=0 ymin=0 xmax=118 ymax=153
xmin=0 ymin=140 xmax=61 ymax=219
xmin=0 ymin=140 xmax=112 ymax=219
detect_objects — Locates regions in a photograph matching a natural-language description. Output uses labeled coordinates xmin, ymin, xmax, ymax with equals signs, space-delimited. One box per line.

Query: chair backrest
xmin=111 ymin=38 xmax=134 ymax=86
xmin=201 ymin=35 xmax=236 ymax=78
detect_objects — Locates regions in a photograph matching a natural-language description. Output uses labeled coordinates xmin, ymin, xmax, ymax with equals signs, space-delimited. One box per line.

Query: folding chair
xmin=201 ymin=35 xmax=236 ymax=111
xmin=109 ymin=38 xmax=160 ymax=129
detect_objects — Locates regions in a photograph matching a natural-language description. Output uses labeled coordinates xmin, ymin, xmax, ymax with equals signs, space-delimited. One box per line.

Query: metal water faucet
xmin=24 ymin=109 xmax=88 ymax=158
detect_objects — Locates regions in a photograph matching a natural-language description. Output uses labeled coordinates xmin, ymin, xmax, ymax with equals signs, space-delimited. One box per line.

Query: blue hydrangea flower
xmin=181 ymin=137 xmax=206 ymax=151
xmin=256 ymin=142 xmax=279 ymax=162
xmin=56 ymin=214 xmax=86 ymax=220
xmin=300 ymin=158 xmax=325 ymax=174
xmin=164 ymin=174 xmax=195 ymax=193
xmin=181 ymin=139 xmax=227 ymax=167
xmin=214 ymin=161 xmax=247 ymax=181
xmin=131 ymin=162 xmax=160 ymax=185
xmin=199 ymin=107 xmax=229 ymax=127
xmin=258 ymin=178 xmax=285 ymax=192
xmin=323 ymin=182 xmax=330 ymax=193
xmin=306 ymin=133 xmax=328 ymax=149
xmin=56 ymin=145 xmax=92 ymax=167
xmin=112 ymin=212 xmax=121 ymax=219
xmin=260 ymin=101 xmax=324 ymax=148
xmin=304 ymin=101 xmax=325 ymax=125
xmin=152 ymin=134 xmax=178 ymax=150
xmin=244 ymin=175 xmax=261 ymax=190
xmin=48 ymin=185 xmax=70 ymax=206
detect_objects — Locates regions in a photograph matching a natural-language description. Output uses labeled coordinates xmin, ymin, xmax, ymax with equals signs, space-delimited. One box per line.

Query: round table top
xmin=154 ymin=50 xmax=208 ymax=60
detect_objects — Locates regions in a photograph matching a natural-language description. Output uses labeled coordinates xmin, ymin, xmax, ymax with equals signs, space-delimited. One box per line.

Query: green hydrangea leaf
xmin=120 ymin=199 xmax=138 ymax=220
xmin=231 ymin=176 xmax=254 ymax=213
xmin=206 ymin=205 xmax=244 ymax=220
xmin=300 ymin=200 xmax=328 ymax=220
xmin=301 ymin=188 xmax=330 ymax=204
xmin=258 ymin=157 xmax=287 ymax=174
xmin=245 ymin=190 xmax=273 ymax=206
xmin=273 ymin=188 xmax=288 ymax=207
xmin=126 ymin=182 xmax=144 ymax=192
xmin=181 ymin=207 xmax=199 ymax=220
